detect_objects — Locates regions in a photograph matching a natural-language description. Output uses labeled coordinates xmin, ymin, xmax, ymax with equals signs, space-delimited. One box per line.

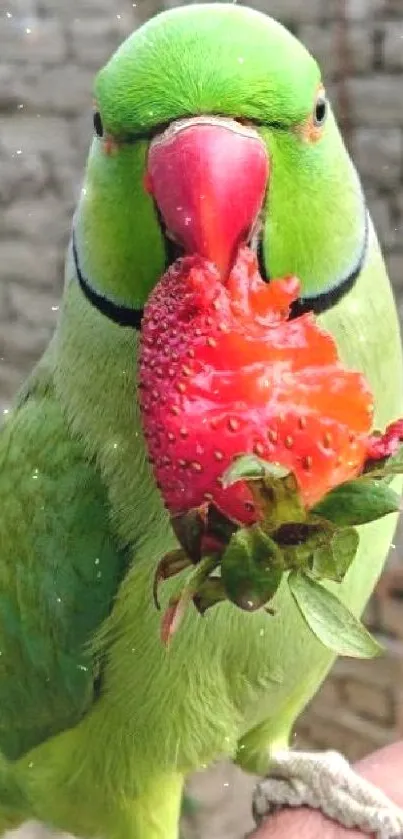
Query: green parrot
xmin=0 ymin=4 xmax=402 ymax=839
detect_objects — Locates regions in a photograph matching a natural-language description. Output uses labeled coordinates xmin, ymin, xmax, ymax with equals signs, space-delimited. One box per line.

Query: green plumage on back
xmin=0 ymin=374 xmax=127 ymax=760
xmin=0 ymin=5 xmax=401 ymax=839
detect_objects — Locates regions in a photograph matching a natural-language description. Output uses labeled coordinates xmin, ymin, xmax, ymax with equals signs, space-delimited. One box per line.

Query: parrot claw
xmin=252 ymin=749 xmax=403 ymax=839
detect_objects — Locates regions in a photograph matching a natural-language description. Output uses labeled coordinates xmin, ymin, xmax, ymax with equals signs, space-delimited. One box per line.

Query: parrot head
xmin=72 ymin=3 xmax=367 ymax=323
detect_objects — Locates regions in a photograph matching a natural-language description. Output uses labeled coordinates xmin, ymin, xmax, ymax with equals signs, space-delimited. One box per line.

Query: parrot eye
xmin=313 ymin=94 xmax=327 ymax=127
xmin=93 ymin=111 xmax=104 ymax=138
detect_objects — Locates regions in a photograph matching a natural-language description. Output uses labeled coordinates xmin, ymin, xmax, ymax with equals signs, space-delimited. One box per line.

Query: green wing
xmin=0 ymin=374 xmax=127 ymax=760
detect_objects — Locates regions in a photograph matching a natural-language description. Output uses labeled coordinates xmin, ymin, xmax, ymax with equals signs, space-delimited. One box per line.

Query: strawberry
xmin=139 ymin=246 xmax=375 ymax=526
xmin=366 ymin=419 xmax=403 ymax=462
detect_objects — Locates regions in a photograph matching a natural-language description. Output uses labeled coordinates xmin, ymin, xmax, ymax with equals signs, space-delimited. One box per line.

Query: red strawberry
xmin=139 ymin=246 xmax=374 ymax=525
xmin=366 ymin=419 xmax=403 ymax=462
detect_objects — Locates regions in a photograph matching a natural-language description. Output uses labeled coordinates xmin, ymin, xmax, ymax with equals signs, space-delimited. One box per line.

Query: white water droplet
xmin=25 ymin=27 xmax=32 ymax=34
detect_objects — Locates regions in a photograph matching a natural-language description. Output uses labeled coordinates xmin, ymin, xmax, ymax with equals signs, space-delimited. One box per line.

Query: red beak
xmin=145 ymin=116 xmax=269 ymax=278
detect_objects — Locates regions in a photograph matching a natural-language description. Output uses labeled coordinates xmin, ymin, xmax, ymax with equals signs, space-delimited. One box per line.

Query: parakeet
xmin=0 ymin=5 xmax=402 ymax=839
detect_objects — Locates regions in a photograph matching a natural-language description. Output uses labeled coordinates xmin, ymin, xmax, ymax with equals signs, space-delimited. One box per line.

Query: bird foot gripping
xmin=252 ymin=749 xmax=403 ymax=839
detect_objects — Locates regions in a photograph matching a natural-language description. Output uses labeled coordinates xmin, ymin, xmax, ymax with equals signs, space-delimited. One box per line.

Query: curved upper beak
xmin=145 ymin=116 xmax=269 ymax=278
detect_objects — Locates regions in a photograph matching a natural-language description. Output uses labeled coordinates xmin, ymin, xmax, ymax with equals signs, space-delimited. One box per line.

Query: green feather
xmin=0 ymin=375 xmax=128 ymax=760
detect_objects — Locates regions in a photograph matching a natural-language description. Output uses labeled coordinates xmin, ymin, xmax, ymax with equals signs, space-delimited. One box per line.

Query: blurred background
xmin=1 ymin=0 xmax=403 ymax=836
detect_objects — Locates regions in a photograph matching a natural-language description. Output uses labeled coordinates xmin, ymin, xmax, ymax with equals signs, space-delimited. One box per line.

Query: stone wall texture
xmin=1 ymin=1 xmax=403 ymax=836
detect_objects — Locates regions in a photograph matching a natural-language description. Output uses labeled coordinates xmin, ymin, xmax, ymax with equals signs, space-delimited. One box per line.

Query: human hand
xmin=252 ymin=741 xmax=403 ymax=838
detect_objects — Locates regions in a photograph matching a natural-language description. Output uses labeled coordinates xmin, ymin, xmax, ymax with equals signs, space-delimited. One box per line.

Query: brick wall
xmin=1 ymin=0 xmax=403 ymax=768
xmin=0 ymin=0 xmax=137 ymax=414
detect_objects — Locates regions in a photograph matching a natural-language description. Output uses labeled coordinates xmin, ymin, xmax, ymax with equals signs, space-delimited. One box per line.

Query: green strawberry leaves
xmin=171 ymin=507 xmax=208 ymax=564
xmin=153 ymin=549 xmax=192 ymax=609
xmin=193 ymin=577 xmax=227 ymax=615
xmin=223 ymin=455 xmax=305 ymax=530
xmin=223 ymin=455 xmax=290 ymax=487
xmin=155 ymin=446 xmax=403 ymax=655
xmin=160 ymin=556 xmax=219 ymax=645
xmin=312 ymin=478 xmax=400 ymax=526
xmin=312 ymin=527 xmax=359 ymax=582
xmin=288 ymin=572 xmax=382 ymax=659
xmin=221 ymin=527 xmax=284 ymax=611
